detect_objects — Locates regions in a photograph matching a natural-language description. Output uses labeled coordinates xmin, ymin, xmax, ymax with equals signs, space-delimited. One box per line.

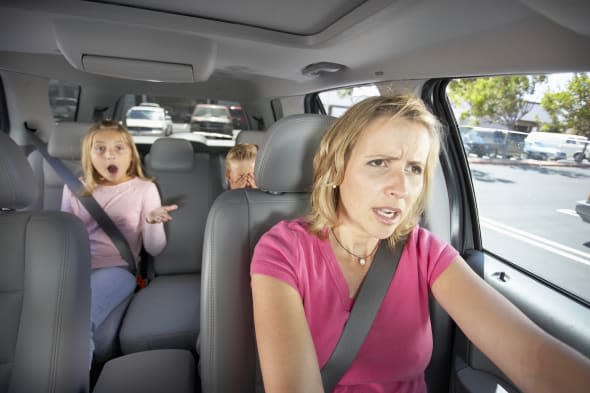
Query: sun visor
xmin=53 ymin=18 xmax=216 ymax=82
xmin=82 ymin=55 xmax=194 ymax=83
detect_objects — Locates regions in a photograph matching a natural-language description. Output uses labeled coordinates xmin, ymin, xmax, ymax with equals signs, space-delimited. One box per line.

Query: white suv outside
xmin=125 ymin=103 xmax=172 ymax=136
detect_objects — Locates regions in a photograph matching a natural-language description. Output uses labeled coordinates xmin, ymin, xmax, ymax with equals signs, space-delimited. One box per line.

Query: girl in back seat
xmin=61 ymin=120 xmax=177 ymax=364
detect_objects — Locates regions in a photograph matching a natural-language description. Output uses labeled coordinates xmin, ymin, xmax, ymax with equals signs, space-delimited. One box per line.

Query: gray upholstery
xmin=28 ymin=122 xmax=91 ymax=211
xmin=120 ymin=138 xmax=222 ymax=354
xmin=0 ymin=132 xmax=38 ymax=209
xmin=0 ymin=131 xmax=91 ymax=393
xmin=255 ymin=115 xmax=333 ymax=192
xmin=199 ymin=114 xmax=336 ymax=393
xmin=25 ymin=122 xmax=129 ymax=364
xmin=93 ymin=349 xmax=196 ymax=393
xmin=235 ymin=130 xmax=267 ymax=148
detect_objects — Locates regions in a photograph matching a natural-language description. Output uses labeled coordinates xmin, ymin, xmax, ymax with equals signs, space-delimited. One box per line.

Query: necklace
xmin=330 ymin=228 xmax=379 ymax=266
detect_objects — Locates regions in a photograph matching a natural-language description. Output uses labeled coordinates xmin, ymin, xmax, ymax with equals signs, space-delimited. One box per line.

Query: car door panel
xmin=451 ymin=250 xmax=590 ymax=393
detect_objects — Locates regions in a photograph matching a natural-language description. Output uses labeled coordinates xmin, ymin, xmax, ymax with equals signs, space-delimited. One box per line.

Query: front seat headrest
xmin=255 ymin=114 xmax=336 ymax=193
xmin=146 ymin=138 xmax=194 ymax=172
xmin=48 ymin=122 xmax=93 ymax=160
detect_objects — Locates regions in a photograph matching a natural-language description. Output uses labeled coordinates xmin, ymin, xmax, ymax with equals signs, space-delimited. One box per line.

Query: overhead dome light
xmin=302 ymin=62 xmax=347 ymax=77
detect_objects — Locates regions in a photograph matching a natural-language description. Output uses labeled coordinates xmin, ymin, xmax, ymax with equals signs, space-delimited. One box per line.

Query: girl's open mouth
xmin=107 ymin=165 xmax=118 ymax=174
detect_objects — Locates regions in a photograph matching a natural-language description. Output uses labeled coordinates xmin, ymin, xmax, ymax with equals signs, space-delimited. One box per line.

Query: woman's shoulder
xmin=408 ymin=225 xmax=449 ymax=247
xmin=256 ymin=218 xmax=319 ymax=251
xmin=264 ymin=217 xmax=310 ymax=239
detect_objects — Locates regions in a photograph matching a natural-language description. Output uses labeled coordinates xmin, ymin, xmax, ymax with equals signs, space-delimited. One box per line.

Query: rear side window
xmin=48 ymin=79 xmax=80 ymax=123
xmin=447 ymin=73 xmax=590 ymax=303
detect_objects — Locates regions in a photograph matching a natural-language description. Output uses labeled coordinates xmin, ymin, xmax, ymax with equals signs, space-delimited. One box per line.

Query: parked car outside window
xmin=125 ymin=104 xmax=172 ymax=136
xmin=523 ymin=140 xmax=567 ymax=160
xmin=190 ymin=104 xmax=233 ymax=136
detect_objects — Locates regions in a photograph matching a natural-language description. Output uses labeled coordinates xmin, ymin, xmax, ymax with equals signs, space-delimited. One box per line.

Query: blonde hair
xmin=225 ymin=143 xmax=258 ymax=173
xmin=307 ymin=95 xmax=442 ymax=246
xmin=80 ymin=120 xmax=147 ymax=195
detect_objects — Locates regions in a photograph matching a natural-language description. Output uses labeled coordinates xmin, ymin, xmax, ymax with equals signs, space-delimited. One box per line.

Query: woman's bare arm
xmin=432 ymin=256 xmax=590 ymax=393
xmin=252 ymin=274 xmax=324 ymax=393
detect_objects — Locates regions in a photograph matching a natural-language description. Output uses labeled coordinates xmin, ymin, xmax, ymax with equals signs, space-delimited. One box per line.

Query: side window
xmin=48 ymin=79 xmax=80 ymax=123
xmin=318 ymin=85 xmax=380 ymax=117
xmin=447 ymin=73 xmax=590 ymax=302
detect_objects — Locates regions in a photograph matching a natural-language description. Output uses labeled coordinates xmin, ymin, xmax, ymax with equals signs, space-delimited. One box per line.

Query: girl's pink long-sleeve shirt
xmin=61 ymin=177 xmax=166 ymax=270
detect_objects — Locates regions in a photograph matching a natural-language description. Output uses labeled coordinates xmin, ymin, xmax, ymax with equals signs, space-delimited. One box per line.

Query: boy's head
xmin=225 ymin=143 xmax=258 ymax=189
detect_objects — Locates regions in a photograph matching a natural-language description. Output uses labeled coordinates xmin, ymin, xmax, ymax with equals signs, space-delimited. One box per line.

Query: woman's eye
xmin=368 ymin=159 xmax=387 ymax=167
xmin=406 ymin=165 xmax=423 ymax=175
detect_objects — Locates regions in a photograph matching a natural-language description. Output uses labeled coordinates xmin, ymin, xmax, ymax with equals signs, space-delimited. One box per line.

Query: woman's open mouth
xmin=373 ymin=207 xmax=401 ymax=225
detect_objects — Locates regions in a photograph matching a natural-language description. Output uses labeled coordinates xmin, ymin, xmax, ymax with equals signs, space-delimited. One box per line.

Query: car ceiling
xmin=0 ymin=0 xmax=589 ymax=97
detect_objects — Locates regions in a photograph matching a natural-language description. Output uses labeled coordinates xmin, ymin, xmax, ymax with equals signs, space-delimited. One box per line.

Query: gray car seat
xmin=199 ymin=114 xmax=336 ymax=393
xmin=0 ymin=131 xmax=91 ymax=393
xmin=27 ymin=122 xmax=133 ymax=363
xmin=119 ymin=138 xmax=222 ymax=354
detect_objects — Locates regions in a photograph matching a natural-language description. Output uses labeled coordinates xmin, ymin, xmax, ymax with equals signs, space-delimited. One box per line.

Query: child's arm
xmin=60 ymin=184 xmax=78 ymax=215
xmin=141 ymin=183 xmax=175 ymax=256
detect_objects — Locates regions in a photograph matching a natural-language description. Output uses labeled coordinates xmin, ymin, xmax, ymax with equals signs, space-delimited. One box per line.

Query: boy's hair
xmin=225 ymin=143 xmax=259 ymax=173
xmin=80 ymin=120 xmax=148 ymax=195
xmin=306 ymin=95 xmax=442 ymax=247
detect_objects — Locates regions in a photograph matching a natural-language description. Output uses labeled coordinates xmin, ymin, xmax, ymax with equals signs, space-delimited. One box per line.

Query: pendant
xmin=359 ymin=258 xmax=366 ymax=266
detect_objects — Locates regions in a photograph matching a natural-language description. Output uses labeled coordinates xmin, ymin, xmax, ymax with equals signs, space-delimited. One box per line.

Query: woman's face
xmin=336 ymin=116 xmax=431 ymax=241
xmin=90 ymin=130 xmax=133 ymax=185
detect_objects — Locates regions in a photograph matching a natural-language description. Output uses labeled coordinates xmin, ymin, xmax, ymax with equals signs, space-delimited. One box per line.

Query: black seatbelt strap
xmin=26 ymin=125 xmax=137 ymax=274
xmin=321 ymin=237 xmax=406 ymax=393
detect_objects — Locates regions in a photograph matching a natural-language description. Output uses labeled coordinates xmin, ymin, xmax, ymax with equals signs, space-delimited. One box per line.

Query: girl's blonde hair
xmin=306 ymin=95 xmax=442 ymax=246
xmin=80 ymin=120 xmax=147 ymax=195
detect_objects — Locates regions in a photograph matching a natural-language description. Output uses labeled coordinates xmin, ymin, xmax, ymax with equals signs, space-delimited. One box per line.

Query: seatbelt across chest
xmin=320 ymin=238 xmax=406 ymax=392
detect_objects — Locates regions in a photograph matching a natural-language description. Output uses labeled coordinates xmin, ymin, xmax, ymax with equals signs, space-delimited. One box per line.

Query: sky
xmin=526 ymin=72 xmax=574 ymax=102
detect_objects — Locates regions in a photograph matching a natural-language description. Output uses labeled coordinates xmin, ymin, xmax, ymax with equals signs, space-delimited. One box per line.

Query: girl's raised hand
xmin=146 ymin=204 xmax=178 ymax=224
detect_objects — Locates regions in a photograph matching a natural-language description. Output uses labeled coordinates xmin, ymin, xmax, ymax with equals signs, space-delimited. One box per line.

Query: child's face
xmin=90 ymin=130 xmax=133 ymax=185
xmin=227 ymin=159 xmax=256 ymax=189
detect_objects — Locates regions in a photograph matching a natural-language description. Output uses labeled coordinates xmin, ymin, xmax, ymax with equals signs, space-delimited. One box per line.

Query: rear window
xmin=114 ymin=94 xmax=250 ymax=147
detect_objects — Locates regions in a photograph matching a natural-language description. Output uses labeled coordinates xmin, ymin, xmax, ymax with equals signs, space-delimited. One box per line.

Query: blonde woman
xmin=251 ymin=96 xmax=590 ymax=392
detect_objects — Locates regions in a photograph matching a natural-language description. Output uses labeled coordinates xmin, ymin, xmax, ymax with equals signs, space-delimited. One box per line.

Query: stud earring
xmin=332 ymin=184 xmax=337 ymax=189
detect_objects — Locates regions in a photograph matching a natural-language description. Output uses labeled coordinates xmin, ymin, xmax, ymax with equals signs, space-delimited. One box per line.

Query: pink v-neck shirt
xmin=251 ymin=219 xmax=458 ymax=393
xmin=61 ymin=177 xmax=166 ymax=270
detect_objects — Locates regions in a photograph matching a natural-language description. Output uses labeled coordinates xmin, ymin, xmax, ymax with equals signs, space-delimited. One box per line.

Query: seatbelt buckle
xmin=135 ymin=273 xmax=148 ymax=290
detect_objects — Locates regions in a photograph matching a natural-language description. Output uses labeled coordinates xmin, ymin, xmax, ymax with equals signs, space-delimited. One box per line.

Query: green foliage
xmin=337 ymin=89 xmax=353 ymax=98
xmin=448 ymin=75 xmax=546 ymax=129
xmin=541 ymin=73 xmax=590 ymax=137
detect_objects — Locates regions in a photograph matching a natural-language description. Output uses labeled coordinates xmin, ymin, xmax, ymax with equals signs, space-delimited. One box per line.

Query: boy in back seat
xmin=225 ymin=143 xmax=258 ymax=189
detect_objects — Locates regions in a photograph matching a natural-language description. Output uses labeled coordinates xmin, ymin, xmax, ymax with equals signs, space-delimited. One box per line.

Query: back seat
xmin=119 ymin=138 xmax=223 ymax=354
